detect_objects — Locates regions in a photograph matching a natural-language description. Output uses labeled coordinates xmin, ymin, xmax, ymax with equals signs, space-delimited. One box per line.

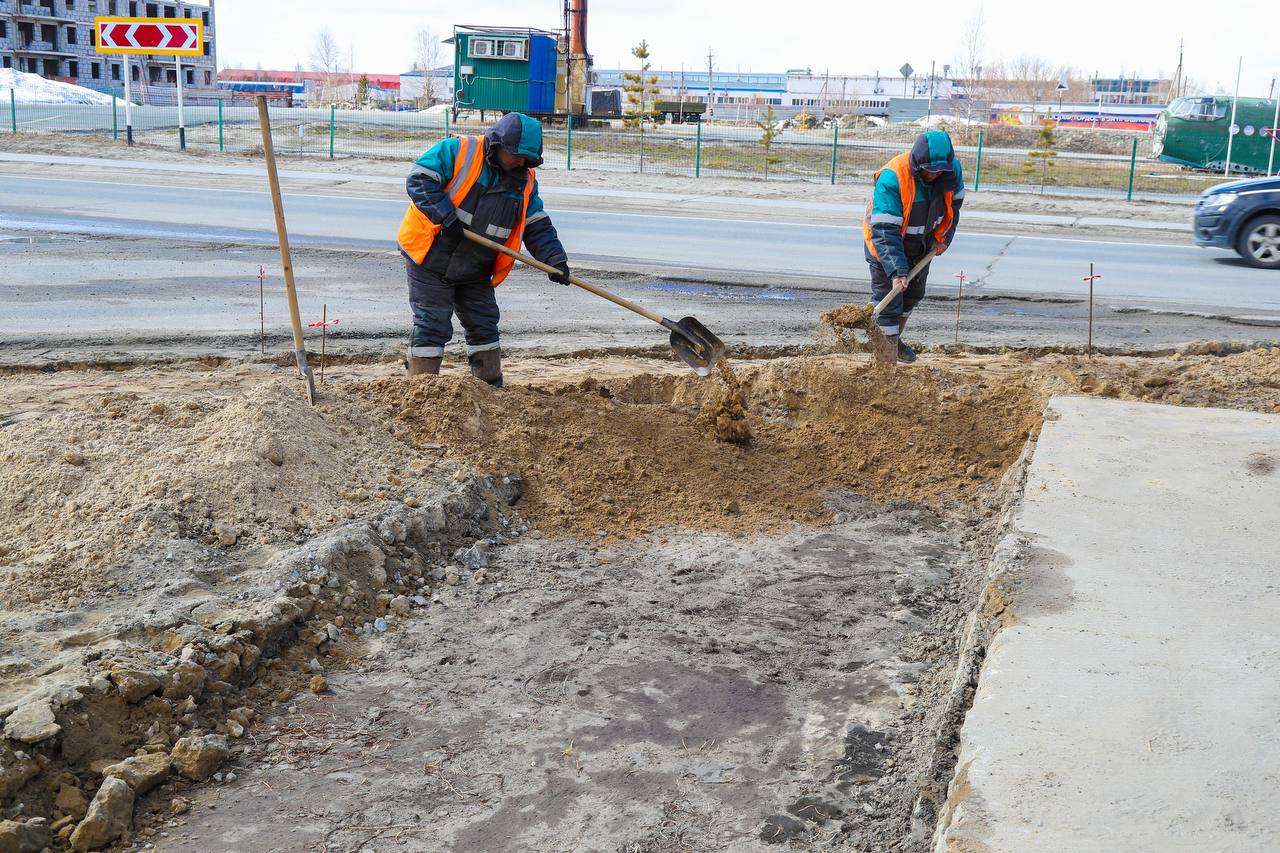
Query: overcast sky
xmin=216 ymin=0 xmax=1276 ymax=97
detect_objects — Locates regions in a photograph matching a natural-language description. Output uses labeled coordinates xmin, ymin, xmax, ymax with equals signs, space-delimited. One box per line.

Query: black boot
xmin=896 ymin=337 xmax=918 ymax=364
xmin=468 ymin=347 xmax=503 ymax=387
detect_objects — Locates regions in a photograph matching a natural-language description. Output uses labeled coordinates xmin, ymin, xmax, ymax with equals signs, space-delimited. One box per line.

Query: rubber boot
xmin=468 ymin=347 xmax=503 ymax=388
xmin=883 ymin=334 xmax=900 ymax=365
xmin=896 ymin=312 xmax=916 ymax=363
xmin=407 ymin=353 xmax=442 ymax=376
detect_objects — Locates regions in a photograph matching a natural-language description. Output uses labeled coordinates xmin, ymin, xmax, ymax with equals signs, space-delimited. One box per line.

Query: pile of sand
xmin=353 ymin=356 xmax=1041 ymax=540
xmin=0 ymin=381 xmax=419 ymax=605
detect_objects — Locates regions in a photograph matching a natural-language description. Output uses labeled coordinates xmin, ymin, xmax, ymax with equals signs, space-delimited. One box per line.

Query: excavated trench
xmin=2 ymin=346 xmax=1278 ymax=850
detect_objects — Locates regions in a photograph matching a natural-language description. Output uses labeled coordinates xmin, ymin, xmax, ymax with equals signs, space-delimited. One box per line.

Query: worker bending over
xmin=397 ymin=112 xmax=571 ymax=386
xmin=863 ymin=130 xmax=965 ymax=363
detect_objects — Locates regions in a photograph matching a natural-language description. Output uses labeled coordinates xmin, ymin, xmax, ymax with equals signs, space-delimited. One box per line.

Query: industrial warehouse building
xmin=0 ymin=0 xmax=217 ymax=99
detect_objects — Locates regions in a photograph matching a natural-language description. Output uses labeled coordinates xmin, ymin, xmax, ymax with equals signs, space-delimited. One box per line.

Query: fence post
xmin=444 ymin=109 xmax=450 ymax=139
xmin=111 ymin=89 xmax=118 ymax=140
xmin=217 ymin=97 xmax=224 ymax=152
xmin=1126 ymin=137 xmax=1138 ymax=201
xmin=567 ymin=116 xmax=573 ymax=170
xmin=9 ymin=88 xmax=15 ymax=134
xmin=695 ymin=119 xmax=702 ymax=178
xmin=974 ymin=129 xmax=984 ymax=192
xmin=328 ymin=105 xmax=335 ymax=159
xmin=830 ymin=123 xmax=839 ymax=185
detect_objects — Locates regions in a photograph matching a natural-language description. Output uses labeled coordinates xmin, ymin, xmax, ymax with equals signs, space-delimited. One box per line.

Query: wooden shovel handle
xmin=461 ymin=230 xmax=664 ymax=325
xmin=871 ymin=251 xmax=937 ymax=319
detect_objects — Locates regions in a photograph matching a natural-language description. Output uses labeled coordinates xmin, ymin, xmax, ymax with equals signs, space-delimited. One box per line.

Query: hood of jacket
xmin=484 ymin=112 xmax=545 ymax=168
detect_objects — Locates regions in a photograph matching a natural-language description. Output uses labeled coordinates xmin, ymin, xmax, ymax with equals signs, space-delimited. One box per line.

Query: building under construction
xmin=0 ymin=0 xmax=218 ymax=99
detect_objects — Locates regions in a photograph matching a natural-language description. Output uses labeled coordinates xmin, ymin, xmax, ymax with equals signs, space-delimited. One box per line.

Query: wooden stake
xmin=1083 ymin=265 xmax=1102 ymax=359
xmin=320 ymin=303 xmax=327 ymax=385
xmin=256 ymin=95 xmax=316 ymax=404
xmin=953 ymin=271 xmax=967 ymax=347
xmin=257 ymin=264 xmax=266 ymax=355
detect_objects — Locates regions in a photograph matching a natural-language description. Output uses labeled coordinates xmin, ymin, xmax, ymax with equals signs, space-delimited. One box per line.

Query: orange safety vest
xmin=862 ymin=151 xmax=955 ymax=262
xmin=396 ymin=135 xmax=536 ymax=286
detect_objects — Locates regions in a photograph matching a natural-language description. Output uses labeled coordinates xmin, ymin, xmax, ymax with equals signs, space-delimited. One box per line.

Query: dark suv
xmin=1194 ymin=176 xmax=1280 ymax=269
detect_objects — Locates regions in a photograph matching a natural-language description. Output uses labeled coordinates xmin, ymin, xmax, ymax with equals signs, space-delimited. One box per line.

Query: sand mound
xmin=0 ymin=381 xmax=414 ymax=606
xmin=353 ymin=356 xmax=1041 ymax=540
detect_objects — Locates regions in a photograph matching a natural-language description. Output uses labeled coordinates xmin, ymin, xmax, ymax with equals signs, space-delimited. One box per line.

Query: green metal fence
xmin=4 ymin=92 xmax=1229 ymax=201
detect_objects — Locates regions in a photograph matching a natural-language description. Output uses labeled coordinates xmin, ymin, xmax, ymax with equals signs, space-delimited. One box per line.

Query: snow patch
xmin=0 ymin=69 xmax=120 ymax=106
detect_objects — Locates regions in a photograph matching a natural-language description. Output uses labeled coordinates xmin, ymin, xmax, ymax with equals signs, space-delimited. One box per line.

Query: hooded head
xmin=908 ymin=130 xmax=955 ymax=184
xmin=484 ymin=112 xmax=545 ymax=169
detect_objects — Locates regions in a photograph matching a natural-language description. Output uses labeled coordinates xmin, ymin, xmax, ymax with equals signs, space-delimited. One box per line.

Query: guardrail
xmin=4 ymin=93 xmax=1225 ymax=201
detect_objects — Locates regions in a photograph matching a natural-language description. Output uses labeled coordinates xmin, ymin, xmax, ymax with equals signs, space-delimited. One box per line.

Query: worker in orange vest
xmin=397 ymin=113 xmax=571 ymax=386
xmin=862 ymin=130 xmax=966 ymax=363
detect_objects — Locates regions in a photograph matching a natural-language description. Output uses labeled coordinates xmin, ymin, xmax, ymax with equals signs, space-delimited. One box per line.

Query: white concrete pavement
xmin=936 ymin=396 xmax=1280 ymax=852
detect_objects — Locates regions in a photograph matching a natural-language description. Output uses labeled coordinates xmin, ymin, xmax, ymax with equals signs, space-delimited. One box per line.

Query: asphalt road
xmin=2 ymin=172 xmax=1272 ymax=312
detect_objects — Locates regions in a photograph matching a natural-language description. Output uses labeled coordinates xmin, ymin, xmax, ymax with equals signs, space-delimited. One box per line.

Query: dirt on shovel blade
xmin=822 ymin=303 xmax=896 ymax=366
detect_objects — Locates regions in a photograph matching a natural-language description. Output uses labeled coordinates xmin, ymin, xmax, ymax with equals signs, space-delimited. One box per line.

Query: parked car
xmin=1193 ymin=175 xmax=1280 ymax=269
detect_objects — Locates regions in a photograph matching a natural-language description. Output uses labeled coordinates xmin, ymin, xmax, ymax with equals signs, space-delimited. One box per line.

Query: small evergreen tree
xmin=622 ymin=41 xmax=660 ymax=172
xmin=355 ymin=73 xmax=370 ymax=107
xmin=756 ymin=105 xmax=784 ymax=180
xmin=1022 ymin=118 xmax=1058 ymax=193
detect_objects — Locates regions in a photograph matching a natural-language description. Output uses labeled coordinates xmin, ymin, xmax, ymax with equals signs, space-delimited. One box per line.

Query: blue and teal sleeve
xmin=406 ymin=136 xmax=462 ymax=226
xmin=866 ymin=171 xmax=909 ymax=276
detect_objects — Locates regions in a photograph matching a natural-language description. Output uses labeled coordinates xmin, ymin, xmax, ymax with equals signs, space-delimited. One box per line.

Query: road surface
xmin=1 ymin=172 xmax=1272 ymax=312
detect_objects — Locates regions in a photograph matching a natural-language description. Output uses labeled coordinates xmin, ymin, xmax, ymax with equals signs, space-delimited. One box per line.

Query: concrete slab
xmin=936 ymin=396 xmax=1280 ymax=853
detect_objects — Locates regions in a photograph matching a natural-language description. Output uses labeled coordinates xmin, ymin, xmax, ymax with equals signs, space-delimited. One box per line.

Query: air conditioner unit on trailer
xmin=470 ymin=39 xmax=495 ymax=58
xmin=500 ymin=39 xmax=527 ymax=59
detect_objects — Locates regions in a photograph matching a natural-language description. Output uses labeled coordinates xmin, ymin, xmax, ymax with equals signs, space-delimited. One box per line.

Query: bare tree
xmin=955 ymin=7 xmax=986 ymax=120
xmin=309 ymin=28 xmax=343 ymax=106
xmin=413 ymin=28 xmax=443 ymax=108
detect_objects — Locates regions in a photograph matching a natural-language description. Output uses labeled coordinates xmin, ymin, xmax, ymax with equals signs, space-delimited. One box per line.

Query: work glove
xmin=441 ymin=218 xmax=466 ymax=241
xmin=933 ymin=241 xmax=948 ymax=257
xmin=548 ymin=261 xmax=572 ymax=286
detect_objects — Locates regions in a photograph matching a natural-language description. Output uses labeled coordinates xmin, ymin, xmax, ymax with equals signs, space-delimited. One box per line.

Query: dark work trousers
xmin=868 ymin=255 xmax=932 ymax=333
xmin=406 ymin=258 xmax=500 ymax=358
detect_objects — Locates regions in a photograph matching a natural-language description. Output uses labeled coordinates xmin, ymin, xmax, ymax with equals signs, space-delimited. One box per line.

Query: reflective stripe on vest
xmin=490 ymin=171 xmax=536 ymax=287
xmin=862 ymin=151 xmax=954 ymax=261
xmin=396 ymin=135 xmax=485 ymax=264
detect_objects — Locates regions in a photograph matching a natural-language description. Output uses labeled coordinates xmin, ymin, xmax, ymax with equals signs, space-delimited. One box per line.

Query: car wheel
xmin=1236 ymin=214 xmax=1280 ymax=269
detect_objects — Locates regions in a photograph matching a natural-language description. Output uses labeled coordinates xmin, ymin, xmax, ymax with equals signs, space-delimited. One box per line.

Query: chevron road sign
xmin=94 ymin=16 xmax=205 ymax=148
xmin=94 ymin=16 xmax=203 ymax=56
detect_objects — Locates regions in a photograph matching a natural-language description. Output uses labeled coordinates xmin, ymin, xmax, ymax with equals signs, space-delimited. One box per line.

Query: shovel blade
xmin=668 ymin=316 xmax=727 ymax=377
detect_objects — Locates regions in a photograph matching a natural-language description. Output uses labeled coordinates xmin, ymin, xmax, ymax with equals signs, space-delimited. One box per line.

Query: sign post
xmin=122 ymin=55 xmax=132 ymax=144
xmin=176 ymin=53 xmax=185 ymax=149
xmin=94 ymin=16 xmax=203 ymax=150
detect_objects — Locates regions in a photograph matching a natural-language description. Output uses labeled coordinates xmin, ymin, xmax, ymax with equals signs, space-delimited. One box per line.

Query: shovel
xmin=871 ymin=251 xmax=937 ymax=320
xmin=462 ymin=230 xmax=727 ymax=377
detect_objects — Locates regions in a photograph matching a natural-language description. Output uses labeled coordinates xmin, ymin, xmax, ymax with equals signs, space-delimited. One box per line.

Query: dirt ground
xmin=2 ymin=344 xmax=1279 ymax=852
